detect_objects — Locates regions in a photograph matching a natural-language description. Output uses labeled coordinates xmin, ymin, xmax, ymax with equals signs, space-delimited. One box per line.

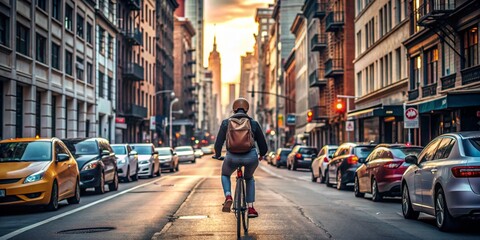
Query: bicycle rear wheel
xmin=241 ymin=178 xmax=249 ymax=233
xmin=235 ymin=177 xmax=242 ymax=239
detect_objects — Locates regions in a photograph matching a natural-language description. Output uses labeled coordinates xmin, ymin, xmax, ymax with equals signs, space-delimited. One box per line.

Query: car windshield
xmin=391 ymin=147 xmax=423 ymax=158
xmin=111 ymin=146 xmax=127 ymax=155
xmin=299 ymin=148 xmax=317 ymax=155
xmin=0 ymin=141 xmax=52 ymax=162
xmin=63 ymin=140 xmax=98 ymax=155
xmin=131 ymin=145 xmax=152 ymax=155
xmin=354 ymin=146 xmax=375 ymax=158
xmin=176 ymin=147 xmax=193 ymax=152
xmin=280 ymin=150 xmax=291 ymax=156
xmin=328 ymin=149 xmax=337 ymax=155
xmin=156 ymin=148 xmax=172 ymax=155
xmin=463 ymin=138 xmax=480 ymax=157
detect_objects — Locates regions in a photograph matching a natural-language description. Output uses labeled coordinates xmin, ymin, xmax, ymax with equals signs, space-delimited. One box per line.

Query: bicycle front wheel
xmin=241 ymin=178 xmax=249 ymax=233
xmin=235 ymin=178 xmax=242 ymax=239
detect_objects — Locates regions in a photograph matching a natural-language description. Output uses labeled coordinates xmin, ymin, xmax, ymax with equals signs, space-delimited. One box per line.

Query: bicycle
xmin=215 ymin=156 xmax=249 ymax=239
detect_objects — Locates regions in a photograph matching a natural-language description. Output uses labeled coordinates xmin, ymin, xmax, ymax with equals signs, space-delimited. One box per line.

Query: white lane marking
xmin=0 ymin=176 xmax=198 ymax=240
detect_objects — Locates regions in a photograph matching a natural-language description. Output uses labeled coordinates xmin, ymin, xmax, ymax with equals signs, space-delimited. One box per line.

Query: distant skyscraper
xmin=239 ymin=52 xmax=254 ymax=99
xmin=208 ymin=36 xmax=222 ymax=133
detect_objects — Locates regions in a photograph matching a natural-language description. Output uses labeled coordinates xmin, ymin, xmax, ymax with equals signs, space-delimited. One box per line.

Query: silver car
xmin=311 ymin=145 xmax=338 ymax=183
xmin=111 ymin=144 xmax=139 ymax=182
xmin=175 ymin=146 xmax=196 ymax=163
xmin=130 ymin=143 xmax=160 ymax=178
xmin=401 ymin=132 xmax=480 ymax=231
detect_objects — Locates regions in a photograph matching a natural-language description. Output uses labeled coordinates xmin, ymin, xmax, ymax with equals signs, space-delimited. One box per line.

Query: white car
xmin=175 ymin=146 xmax=196 ymax=163
xmin=194 ymin=148 xmax=204 ymax=158
xmin=201 ymin=146 xmax=213 ymax=155
xmin=130 ymin=143 xmax=160 ymax=178
xmin=111 ymin=144 xmax=139 ymax=182
xmin=311 ymin=145 xmax=338 ymax=183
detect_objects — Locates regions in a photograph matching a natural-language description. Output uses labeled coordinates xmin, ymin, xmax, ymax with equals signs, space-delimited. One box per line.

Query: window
xmin=98 ymin=71 xmax=104 ymax=98
xmin=433 ymin=138 xmax=455 ymax=160
xmin=108 ymin=76 xmax=113 ymax=100
xmin=395 ymin=48 xmax=402 ymax=81
xmin=0 ymin=13 xmax=9 ymax=46
xmin=51 ymin=42 xmax=60 ymax=69
xmin=426 ymin=48 xmax=438 ymax=85
xmin=420 ymin=138 xmax=441 ymax=163
xmin=77 ymin=14 xmax=84 ymax=38
xmin=413 ymin=55 xmax=422 ymax=89
xmin=463 ymin=27 xmax=478 ymax=68
xmin=108 ymin=34 xmax=113 ymax=59
xmin=99 ymin=27 xmax=105 ymax=54
xmin=16 ymin=86 xmax=23 ymax=138
xmin=86 ymin=63 xmax=93 ymax=84
xmin=86 ymin=22 xmax=92 ymax=44
xmin=16 ymin=23 xmax=29 ymax=56
xmin=52 ymin=95 xmax=56 ymax=137
xmin=36 ymin=33 xmax=47 ymax=63
xmin=365 ymin=18 xmax=375 ymax=48
xmin=52 ymin=0 xmax=61 ymax=21
xmin=395 ymin=0 xmax=401 ymax=25
xmin=65 ymin=4 xmax=73 ymax=31
xmin=357 ymin=71 xmax=363 ymax=96
xmin=65 ymin=50 xmax=72 ymax=75
xmin=76 ymin=57 xmax=84 ymax=80
xmin=36 ymin=0 xmax=47 ymax=11
xmin=35 ymin=92 xmax=41 ymax=136
xmin=356 ymin=30 xmax=362 ymax=56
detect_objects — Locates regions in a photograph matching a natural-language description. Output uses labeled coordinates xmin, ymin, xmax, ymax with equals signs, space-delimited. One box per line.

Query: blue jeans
xmin=221 ymin=148 xmax=258 ymax=203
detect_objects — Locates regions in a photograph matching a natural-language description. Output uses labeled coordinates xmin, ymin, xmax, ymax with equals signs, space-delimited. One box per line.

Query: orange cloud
xmin=206 ymin=0 xmax=272 ymax=23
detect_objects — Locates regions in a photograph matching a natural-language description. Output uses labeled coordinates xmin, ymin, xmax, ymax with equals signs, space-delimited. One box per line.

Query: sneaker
xmin=222 ymin=195 xmax=233 ymax=212
xmin=248 ymin=207 xmax=258 ymax=218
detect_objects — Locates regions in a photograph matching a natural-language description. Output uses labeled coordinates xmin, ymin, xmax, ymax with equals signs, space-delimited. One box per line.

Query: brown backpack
xmin=226 ymin=117 xmax=255 ymax=153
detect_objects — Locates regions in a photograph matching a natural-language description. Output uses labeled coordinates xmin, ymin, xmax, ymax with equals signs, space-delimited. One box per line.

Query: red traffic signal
xmin=307 ymin=110 xmax=313 ymax=123
xmin=335 ymin=99 xmax=346 ymax=114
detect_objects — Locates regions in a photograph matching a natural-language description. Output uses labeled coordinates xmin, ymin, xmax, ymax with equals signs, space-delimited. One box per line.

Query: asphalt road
xmin=1 ymin=156 xmax=480 ymax=240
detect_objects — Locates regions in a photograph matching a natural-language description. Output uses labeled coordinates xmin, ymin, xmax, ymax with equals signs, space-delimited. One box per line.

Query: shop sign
xmin=404 ymin=107 xmax=419 ymax=128
xmin=345 ymin=121 xmax=354 ymax=132
xmin=149 ymin=116 xmax=156 ymax=131
xmin=286 ymin=114 xmax=296 ymax=126
xmin=115 ymin=117 xmax=125 ymax=124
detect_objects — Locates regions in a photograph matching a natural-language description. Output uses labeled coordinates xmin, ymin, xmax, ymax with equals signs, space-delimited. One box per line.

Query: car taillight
xmin=383 ymin=162 xmax=401 ymax=169
xmin=347 ymin=156 xmax=358 ymax=165
xmin=323 ymin=157 xmax=329 ymax=163
xmin=295 ymin=153 xmax=302 ymax=159
xmin=276 ymin=155 xmax=281 ymax=160
xmin=452 ymin=166 xmax=480 ymax=178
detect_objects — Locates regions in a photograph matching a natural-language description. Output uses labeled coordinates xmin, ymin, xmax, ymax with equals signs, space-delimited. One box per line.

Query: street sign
xmin=150 ymin=116 xmax=156 ymax=131
xmin=346 ymin=121 xmax=354 ymax=132
xmin=286 ymin=114 xmax=296 ymax=126
xmin=404 ymin=107 xmax=419 ymax=128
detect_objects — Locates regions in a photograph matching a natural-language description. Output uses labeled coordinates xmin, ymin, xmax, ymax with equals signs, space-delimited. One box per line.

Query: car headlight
xmin=24 ymin=170 xmax=46 ymax=184
xmin=82 ymin=161 xmax=99 ymax=171
xmin=117 ymin=158 xmax=126 ymax=165
xmin=139 ymin=160 xmax=150 ymax=165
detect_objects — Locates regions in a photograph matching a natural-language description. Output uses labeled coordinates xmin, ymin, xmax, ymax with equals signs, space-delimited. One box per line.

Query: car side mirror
xmin=405 ymin=155 xmax=418 ymax=165
xmin=57 ymin=153 xmax=70 ymax=162
xmin=101 ymin=150 xmax=110 ymax=156
xmin=129 ymin=150 xmax=138 ymax=156
xmin=153 ymin=151 xmax=159 ymax=155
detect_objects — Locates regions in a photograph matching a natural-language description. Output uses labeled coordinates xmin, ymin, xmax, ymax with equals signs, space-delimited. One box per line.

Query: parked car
xmin=266 ymin=151 xmax=276 ymax=165
xmin=354 ymin=144 xmax=423 ymax=201
xmin=111 ymin=144 xmax=139 ymax=182
xmin=286 ymin=146 xmax=318 ymax=171
xmin=175 ymin=146 xmax=196 ymax=163
xmin=326 ymin=143 xmax=376 ymax=190
xmin=62 ymin=138 xmax=119 ymax=194
xmin=156 ymin=147 xmax=179 ymax=172
xmin=201 ymin=146 xmax=214 ymax=155
xmin=311 ymin=145 xmax=338 ymax=183
xmin=272 ymin=148 xmax=292 ymax=168
xmin=401 ymin=132 xmax=480 ymax=231
xmin=0 ymin=138 xmax=80 ymax=210
xmin=194 ymin=148 xmax=204 ymax=158
xmin=130 ymin=143 xmax=160 ymax=178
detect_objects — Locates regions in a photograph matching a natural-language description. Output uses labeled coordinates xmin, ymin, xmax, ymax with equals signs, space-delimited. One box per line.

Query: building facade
xmin=96 ymin=0 xmax=117 ymax=143
xmin=207 ymin=36 xmax=222 ymax=134
xmin=283 ymin=48 xmax=296 ymax=146
xmin=239 ymin=52 xmax=253 ymax=99
xmin=0 ymin=0 xmax=97 ymax=139
xmin=404 ymin=0 xmax=480 ymax=146
xmin=349 ymin=0 xmax=410 ymax=144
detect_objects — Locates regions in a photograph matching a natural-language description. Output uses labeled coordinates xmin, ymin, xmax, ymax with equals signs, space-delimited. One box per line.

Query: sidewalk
xmin=152 ymin=161 xmax=331 ymax=240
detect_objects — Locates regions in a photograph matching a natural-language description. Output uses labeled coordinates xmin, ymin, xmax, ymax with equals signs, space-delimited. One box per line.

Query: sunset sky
xmin=204 ymin=0 xmax=273 ymax=105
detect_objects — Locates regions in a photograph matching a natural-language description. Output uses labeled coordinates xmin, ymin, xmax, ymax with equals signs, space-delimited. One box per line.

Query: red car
xmin=354 ymin=144 xmax=423 ymax=201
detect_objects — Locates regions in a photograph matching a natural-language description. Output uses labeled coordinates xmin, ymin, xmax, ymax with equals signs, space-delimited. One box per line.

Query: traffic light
xmin=278 ymin=114 xmax=284 ymax=127
xmin=307 ymin=110 xmax=313 ymax=123
xmin=335 ymin=99 xmax=346 ymax=114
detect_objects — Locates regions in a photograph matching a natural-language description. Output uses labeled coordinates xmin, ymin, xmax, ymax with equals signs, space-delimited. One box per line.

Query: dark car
xmin=354 ymin=144 xmax=423 ymax=201
xmin=272 ymin=148 xmax=292 ymax=168
xmin=62 ymin=138 xmax=119 ymax=194
xmin=287 ymin=146 xmax=318 ymax=170
xmin=326 ymin=143 xmax=376 ymax=190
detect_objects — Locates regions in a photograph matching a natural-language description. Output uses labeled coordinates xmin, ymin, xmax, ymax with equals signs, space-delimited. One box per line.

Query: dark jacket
xmin=214 ymin=112 xmax=268 ymax=158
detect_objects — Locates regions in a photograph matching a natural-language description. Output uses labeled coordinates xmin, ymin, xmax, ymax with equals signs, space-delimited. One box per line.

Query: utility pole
xmin=337 ymin=95 xmax=356 ymax=142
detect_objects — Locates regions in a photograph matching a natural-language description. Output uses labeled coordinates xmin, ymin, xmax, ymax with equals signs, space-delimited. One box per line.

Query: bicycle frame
xmin=233 ymin=166 xmax=248 ymax=239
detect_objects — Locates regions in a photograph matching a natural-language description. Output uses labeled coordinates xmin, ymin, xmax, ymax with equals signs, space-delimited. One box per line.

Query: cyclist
xmin=214 ymin=98 xmax=268 ymax=218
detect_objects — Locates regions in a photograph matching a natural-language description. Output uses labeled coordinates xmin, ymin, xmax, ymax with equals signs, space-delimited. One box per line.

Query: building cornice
xmin=355 ymin=78 xmax=408 ymax=104
xmin=284 ymin=49 xmax=296 ymax=69
xmin=290 ymin=13 xmax=305 ymax=35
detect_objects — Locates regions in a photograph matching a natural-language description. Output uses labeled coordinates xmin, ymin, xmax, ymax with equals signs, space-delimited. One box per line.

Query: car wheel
xmin=325 ymin=170 xmax=332 ymax=188
xmin=435 ymin=188 xmax=458 ymax=231
xmin=336 ymin=171 xmax=344 ymax=190
xmin=45 ymin=181 xmax=59 ymax=211
xmin=108 ymin=171 xmax=119 ymax=191
xmin=276 ymin=162 xmax=280 ymax=168
xmin=67 ymin=180 xmax=81 ymax=204
xmin=192 ymin=159 xmax=196 ymax=163
xmin=311 ymin=171 xmax=317 ymax=182
xmin=402 ymin=183 xmax=419 ymax=220
xmin=125 ymin=166 xmax=132 ymax=182
xmin=354 ymin=176 xmax=365 ymax=198
xmin=132 ymin=166 xmax=139 ymax=181
xmin=371 ymin=178 xmax=383 ymax=202
xmin=95 ymin=172 xmax=106 ymax=194
xmin=319 ymin=169 xmax=325 ymax=183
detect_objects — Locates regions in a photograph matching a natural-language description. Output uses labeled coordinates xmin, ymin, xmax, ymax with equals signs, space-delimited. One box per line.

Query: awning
xmin=295 ymin=125 xmax=306 ymax=136
xmin=115 ymin=123 xmax=127 ymax=129
xmin=418 ymin=92 xmax=480 ymax=113
xmin=306 ymin=122 xmax=325 ymax=133
xmin=347 ymin=104 xmax=403 ymax=119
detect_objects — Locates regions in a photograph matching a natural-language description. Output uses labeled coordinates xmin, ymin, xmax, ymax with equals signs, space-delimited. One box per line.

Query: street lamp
xmin=169 ymin=98 xmax=179 ymax=147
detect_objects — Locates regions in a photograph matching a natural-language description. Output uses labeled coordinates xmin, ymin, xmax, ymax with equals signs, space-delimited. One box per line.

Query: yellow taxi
xmin=0 ymin=138 xmax=80 ymax=210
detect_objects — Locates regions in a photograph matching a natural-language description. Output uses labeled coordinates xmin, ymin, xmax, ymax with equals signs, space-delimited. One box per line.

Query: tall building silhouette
xmin=208 ymin=36 xmax=222 ymax=133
